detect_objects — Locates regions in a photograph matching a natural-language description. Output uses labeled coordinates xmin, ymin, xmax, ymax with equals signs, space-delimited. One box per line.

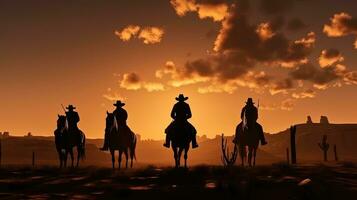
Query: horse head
xmin=106 ymin=111 xmax=118 ymax=133
xmin=57 ymin=115 xmax=66 ymax=128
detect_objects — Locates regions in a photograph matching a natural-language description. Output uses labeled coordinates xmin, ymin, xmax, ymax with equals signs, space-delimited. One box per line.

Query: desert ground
xmin=0 ymin=163 xmax=356 ymax=200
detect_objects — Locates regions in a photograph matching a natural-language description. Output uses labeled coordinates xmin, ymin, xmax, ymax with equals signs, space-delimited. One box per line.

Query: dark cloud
xmin=196 ymin=0 xmax=228 ymax=5
xmin=259 ymin=0 xmax=313 ymax=15
xmin=164 ymin=0 xmax=357 ymax=97
xmin=119 ymin=72 xmax=141 ymax=90
xmin=287 ymin=18 xmax=307 ymax=31
xmin=289 ymin=63 xmax=340 ymax=85
xmin=119 ymin=72 xmax=165 ymax=92
xmin=259 ymin=0 xmax=294 ymax=15
xmin=269 ymin=78 xmax=294 ymax=94
xmin=214 ymin=7 xmax=314 ymax=64
xmin=162 ymin=1 xmax=315 ymax=94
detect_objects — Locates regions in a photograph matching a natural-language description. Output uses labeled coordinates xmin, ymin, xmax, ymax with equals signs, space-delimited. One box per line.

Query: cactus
xmin=334 ymin=144 xmax=338 ymax=161
xmin=318 ymin=134 xmax=329 ymax=161
xmin=221 ymin=134 xmax=238 ymax=166
xmin=290 ymin=125 xmax=297 ymax=164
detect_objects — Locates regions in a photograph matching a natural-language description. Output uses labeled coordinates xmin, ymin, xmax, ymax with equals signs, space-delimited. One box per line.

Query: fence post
xmin=334 ymin=145 xmax=338 ymax=161
xmin=290 ymin=125 xmax=297 ymax=164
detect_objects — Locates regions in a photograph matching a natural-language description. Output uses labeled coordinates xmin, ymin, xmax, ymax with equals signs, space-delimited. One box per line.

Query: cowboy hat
xmin=246 ymin=98 xmax=255 ymax=105
xmin=66 ymin=105 xmax=76 ymax=110
xmin=175 ymin=94 xmax=188 ymax=101
xmin=113 ymin=100 xmax=125 ymax=107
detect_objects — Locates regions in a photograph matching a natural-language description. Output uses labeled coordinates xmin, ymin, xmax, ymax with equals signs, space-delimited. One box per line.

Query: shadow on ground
xmin=0 ymin=163 xmax=356 ymax=200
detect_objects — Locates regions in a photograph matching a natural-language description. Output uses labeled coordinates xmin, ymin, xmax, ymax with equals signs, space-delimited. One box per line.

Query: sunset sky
xmin=1 ymin=0 xmax=357 ymax=140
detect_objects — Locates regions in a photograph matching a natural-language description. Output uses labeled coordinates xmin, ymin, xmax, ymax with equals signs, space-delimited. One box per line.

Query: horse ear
xmin=106 ymin=111 xmax=109 ymax=115
xmin=58 ymin=114 xmax=60 ymax=117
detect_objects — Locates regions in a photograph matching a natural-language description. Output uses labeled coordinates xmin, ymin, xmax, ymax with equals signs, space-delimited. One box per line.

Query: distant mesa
xmin=306 ymin=115 xmax=330 ymax=124
xmin=0 ymin=131 xmax=10 ymax=138
xmin=306 ymin=116 xmax=313 ymax=124
xmin=320 ymin=116 xmax=329 ymax=124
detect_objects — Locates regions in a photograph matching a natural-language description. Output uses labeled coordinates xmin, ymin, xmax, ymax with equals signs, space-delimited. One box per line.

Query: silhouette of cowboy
xmin=241 ymin=98 xmax=267 ymax=145
xmin=100 ymin=100 xmax=128 ymax=151
xmin=65 ymin=105 xmax=80 ymax=132
xmin=164 ymin=94 xmax=199 ymax=148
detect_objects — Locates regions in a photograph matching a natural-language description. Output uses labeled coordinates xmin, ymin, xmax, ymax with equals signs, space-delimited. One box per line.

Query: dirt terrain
xmin=0 ymin=163 xmax=356 ymax=200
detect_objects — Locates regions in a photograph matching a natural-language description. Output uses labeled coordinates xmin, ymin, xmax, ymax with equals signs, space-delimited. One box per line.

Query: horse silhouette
xmin=105 ymin=112 xmax=136 ymax=169
xmin=235 ymin=122 xmax=262 ymax=167
xmin=54 ymin=115 xmax=86 ymax=168
xmin=169 ymin=121 xmax=193 ymax=168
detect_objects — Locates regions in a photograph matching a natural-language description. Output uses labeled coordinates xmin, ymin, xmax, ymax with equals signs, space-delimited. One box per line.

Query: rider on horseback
xmin=100 ymin=100 xmax=128 ymax=151
xmin=65 ymin=105 xmax=80 ymax=133
xmin=163 ymin=94 xmax=199 ymax=149
xmin=240 ymin=98 xmax=267 ymax=145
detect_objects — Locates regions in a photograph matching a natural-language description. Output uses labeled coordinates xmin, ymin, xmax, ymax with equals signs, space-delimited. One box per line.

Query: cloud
xmin=155 ymin=2 xmax=319 ymax=98
xmin=344 ymin=71 xmax=357 ymax=85
xmin=323 ymin=12 xmax=357 ymax=37
xmin=120 ymin=73 xmax=142 ymax=90
xmin=260 ymin=98 xmax=296 ymax=111
xmin=256 ymin=22 xmax=275 ymax=41
xmin=269 ymin=78 xmax=294 ymax=95
xmin=142 ymin=82 xmax=166 ymax=92
xmin=170 ymin=0 xmax=229 ymax=21
xmin=323 ymin=12 xmax=357 ymax=49
xmin=318 ymin=49 xmax=344 ymax=68
xmin=213 ymin=5 xmax=315 ymax=67
xmin=292 ymin=89 xmax=316 ymax=99
xmin=289 ymin=63 xmax=341 ymax=85
xmin=138 ymin=27 xmax=165 ymax=44
xmin=289 ymin=62 xmax=353 ymax=90
xmin=170 ymin=0 xmax=196 ymax=16
xmin=281 ymin=98 xmax=295 ymax=111
xmin=103 ymin=92 xmax=125 ymax=101
xmin=115 ymin=25 xmax=164 ymax=44
xmin=114 ymin=25 xmax=140 ymax=41
xmin=113 ymin=0 xmax=357 ymax=107
xmin=119 ymin=72 xmax=165 ymax=92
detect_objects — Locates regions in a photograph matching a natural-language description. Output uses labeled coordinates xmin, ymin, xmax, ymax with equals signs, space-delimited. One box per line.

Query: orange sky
xmin=1 ymin=0 xmax=357 ymax=140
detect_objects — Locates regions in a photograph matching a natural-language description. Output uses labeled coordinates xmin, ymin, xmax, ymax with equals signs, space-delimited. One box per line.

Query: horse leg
xmin=64 ymin=151 xmax=68 ymax=168
xmin=172 ymin=147 xmax=178 ymax=168
xmin=76 ymin=146 xmax=80 ymax=168
xmin=57 ymin=150 xmax=62 ymax=168
xmin=178 ymin=148 xmax=184 ymax=168
xmin=253 ymin=147 xmax=257 ymax=167
xmin=248 ymin=146 xmax=253 ymax=167
xmin=118 ymin=150 xmax=122 ymax=170
xmin=111 ymin=150 xmax=115 ymax=169
xmin=69 ymin=148 xmax=74 ymax=168
xmin=130 ymin=151 xmax=134 ymax=168
xmin=184 ymin=147 xmax=189 ymax=168
xmin=124 ymin=149 xmax=129 ymax=169
xmin=240 ymin=146 xmax=245 ymax=167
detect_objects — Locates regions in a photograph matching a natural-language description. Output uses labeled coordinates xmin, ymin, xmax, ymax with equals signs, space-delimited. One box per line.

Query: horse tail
xmin=131 ymin=133 xmax=137 ymax=161
xmin=79 ymin=132 xmax=86 ymax=160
